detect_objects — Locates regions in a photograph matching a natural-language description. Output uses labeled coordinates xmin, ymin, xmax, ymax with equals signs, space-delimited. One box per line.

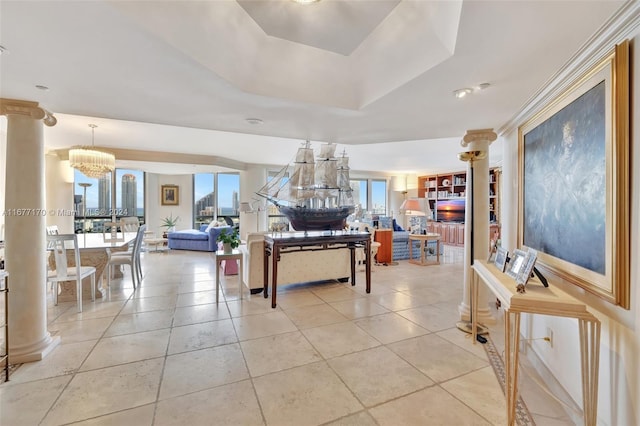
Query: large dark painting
xmin=517 ymin=40 xmax=630 ymax=308
xmin=523 ymin=81 xmax=605 ymax=274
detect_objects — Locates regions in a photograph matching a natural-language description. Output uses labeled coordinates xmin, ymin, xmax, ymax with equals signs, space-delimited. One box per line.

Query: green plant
xmin=161 ymin=213 xmax=180 ymax=229
xmin=217 ymin=228 xmax=240 ymax=249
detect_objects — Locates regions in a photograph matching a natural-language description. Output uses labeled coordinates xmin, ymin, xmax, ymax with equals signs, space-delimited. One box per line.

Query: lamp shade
xmin=401 ymin=199 xmax=424 ymax=215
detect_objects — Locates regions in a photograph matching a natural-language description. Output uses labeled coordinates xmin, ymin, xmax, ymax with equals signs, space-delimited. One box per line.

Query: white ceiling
xmin=0 ymin=0 xmax=625 ymax=175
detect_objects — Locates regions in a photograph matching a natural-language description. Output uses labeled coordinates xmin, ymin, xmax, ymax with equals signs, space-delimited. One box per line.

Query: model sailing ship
xmin=257 ymin=141 xmax=355 ymax=232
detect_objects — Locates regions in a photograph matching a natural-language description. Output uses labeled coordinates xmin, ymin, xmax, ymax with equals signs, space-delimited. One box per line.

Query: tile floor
xmin=0 ymin=246 xmax=574 ymax=425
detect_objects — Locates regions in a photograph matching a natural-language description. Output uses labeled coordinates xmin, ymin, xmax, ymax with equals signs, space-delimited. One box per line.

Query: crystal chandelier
xmin=69 ymin=124 xmax=115 ymax=178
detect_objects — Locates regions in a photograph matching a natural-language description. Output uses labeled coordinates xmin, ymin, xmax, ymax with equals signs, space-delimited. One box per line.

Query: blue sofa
xmin=167 ymin=225 xmax=232 ymax=252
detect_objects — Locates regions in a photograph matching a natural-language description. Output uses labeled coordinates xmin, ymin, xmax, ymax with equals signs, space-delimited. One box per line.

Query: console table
xmin=471 ymin=260 xmax=600 ymax=426
xmin=263 ymin=231 xmax=371 ymax=308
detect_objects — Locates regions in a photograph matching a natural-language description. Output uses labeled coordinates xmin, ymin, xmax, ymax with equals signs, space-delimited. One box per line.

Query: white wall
xmin=501 ymin=27 xmax=640 ymax=425
xmin=145 ymin=173 xmax=193 ymax=236
xmin=44 ymin=154 xmax=74 ymax=234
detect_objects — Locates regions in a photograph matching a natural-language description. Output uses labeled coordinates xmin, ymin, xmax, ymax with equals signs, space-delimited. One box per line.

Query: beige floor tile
xmin=328 ymin=297 xmax=389 ymax=319
xmin=396 ymin=303 xmax=460 ymax=332
xmin=388 ymin=333 xmax=487 ymax=383
xmin=371 ymin=291 xmax=430 ymax=311
xmin=301 ymin=322 xmax=380 ymax=359
xmin=52 ymin=300 xmax=126 ymax=323
xmin=132 ymin=283 xmax=180 ymax=298
xmin=104 ymin=309 xmax=174 ymax=337
xmin=284 ymin=303 xmax=348 ymax=329
xmin=159 ymin=343 xmax=249 ymax=400
xmin=349 ymin=280 xmax=397 ymax=296
xmin=80 ymin=328 xmax=170 ymax=371
xmin=48 ymin=317 xmax=113 ymax=343
xmin=253 ymin=362 xmax=363 ymax=425
xmin=120 ymin=295 xmax=178 ymax=314
xmin=329 ymin=346 xmax=433 ymax=407
xmin=440 ymin=366 xmax=507 ymax=425
xmin=72 ymin=404 xmax=155 ymax=426
xmin=369 ymin=386 xmax=491 ymax=425
xmin=167 ymin=319 xmax=237 ymax=354
xmin=173 ymin=302 xmax=231 ymax=326
xmin=311 ymin=285 xmax=362 ymax=303
xmin=41 ymin=358 xmax=163 ymax=425
xmin=175 ymin=290 xmax=219 ymax=307
xmin=324 ymin=411 xmax=378 ymax=426
xmin=274 ymin=290 xmax=326 ymax=309
xmin=0 ymin=375 xmax=71 ymax=426
xmin=155 ymin=380 xmax=263 ymax=426
xmin=227 ymin=297 xmax=278 ymax=317
xmin=232 ymin=311 xmax=297 ymax=341
xmin=10 ymin=340 xmax=96 ymax=383
xmin=178 ymin=280 xmax=216 ymax=293
xmin=354 ymin=312 xmax=429 ymax=344
xmin=436 ymin=327 xmax=488 ymax=359
xmin=241 ymin=331 xmax=322 ymax=377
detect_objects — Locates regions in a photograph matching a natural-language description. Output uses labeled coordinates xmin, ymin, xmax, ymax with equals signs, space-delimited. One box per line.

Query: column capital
xmin=460 ymin=128 xmax=496 ymax=147
xmin=0 ymin=98 xmax=57 ymax=126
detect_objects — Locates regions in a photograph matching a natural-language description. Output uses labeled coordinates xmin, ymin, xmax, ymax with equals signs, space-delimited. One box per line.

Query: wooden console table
xmin=471 ymin=260 xmax=600 ymax=426
xmin=408 ymin=233 xmax=440 ymax=266
xmin=263 ymin=231 xmax=371 ymax=308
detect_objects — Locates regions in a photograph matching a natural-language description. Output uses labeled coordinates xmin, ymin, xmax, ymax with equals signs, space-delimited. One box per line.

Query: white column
xmin=1 ymin=99 xmax=60 ymax=362
xmin=459 ymin=129 xmax=496 ymax=325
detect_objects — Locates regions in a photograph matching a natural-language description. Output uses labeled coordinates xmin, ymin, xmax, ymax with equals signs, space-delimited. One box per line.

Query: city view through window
xmin=194 ymin=173 xmax=240 ymax=229
xmin=74 ymin=169 xmax=145 ymax=233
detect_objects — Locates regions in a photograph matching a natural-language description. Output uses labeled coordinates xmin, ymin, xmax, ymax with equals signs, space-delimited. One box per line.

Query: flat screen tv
xmin=436 ymin=199 xmax=465 ymax=222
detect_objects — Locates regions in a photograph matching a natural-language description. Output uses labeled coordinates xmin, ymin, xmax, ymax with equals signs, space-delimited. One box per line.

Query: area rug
xmin=484 ymin=336 xmax=536 ymax=426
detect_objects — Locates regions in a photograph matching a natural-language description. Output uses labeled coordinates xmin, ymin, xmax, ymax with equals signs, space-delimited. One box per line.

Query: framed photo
xmin=517 ymin=40 xmax=630 ymax=308
xmin=494 ymin=246 xmax=509 ymax=272
xmin=516 ymin=249 xmax=538 ymax=286
xmin=161 ymin=185 xmax=179 ymax=206
xmin=506 ymin=249 xmax=528 ymax=280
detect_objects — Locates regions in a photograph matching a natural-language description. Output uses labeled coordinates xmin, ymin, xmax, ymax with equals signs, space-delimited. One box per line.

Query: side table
xmin=215 ymin=249 xmax=243 ymax=303
xmin=408 ymin=233 xmax=441 ymax=266
xmin=144 ymin=237 xmax=168 ymax=253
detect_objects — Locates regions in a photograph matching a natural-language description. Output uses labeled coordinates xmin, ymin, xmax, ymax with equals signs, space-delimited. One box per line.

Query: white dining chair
xmin=47 ymin=233 xmax=96 ymax=313
xmin=107 ymin=224 xmax=146 ymax=289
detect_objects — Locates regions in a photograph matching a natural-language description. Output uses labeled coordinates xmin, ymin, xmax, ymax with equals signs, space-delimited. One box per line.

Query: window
xmin=193 ymin=172 xmax=240 ymax=229
xmin=371 ymin=180 xmax=387 ymax=215
xmin=74 ymin=168 xmax=145 ymax=232
xmin=267 ymin=170 xmax=290 ymax=231
xmin=350 ymin=179 xmax=368 ymax=212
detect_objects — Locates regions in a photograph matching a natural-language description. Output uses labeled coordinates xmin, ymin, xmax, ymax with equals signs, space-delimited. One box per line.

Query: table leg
xmin=365 ymin=239 xmax=371 ymax=293
xmin=263 ymin=246 xmax=270 ymax=298
xmin=420 ymin=240 xmax=426 ymax=264
xmin=350 ymin=247 xmax=356 ymax=286
xmin=271 ymin=247 xmax=278 ymax=308
xmin=579 ymin=318 xmax=601 ymax=426
xmin=409 ymin=239 xmax=414 ymax=262
xmin=436 ymin=239 xmax=440 ymax=264
xmin=504 ymin=309 xmax=521 ymax=426
xmin=215 ymin=258 xmax=221 ymax=304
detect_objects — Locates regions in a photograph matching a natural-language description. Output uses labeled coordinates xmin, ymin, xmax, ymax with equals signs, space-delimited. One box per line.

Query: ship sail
xmin=256 ymin=140 xmax=355 ymax=232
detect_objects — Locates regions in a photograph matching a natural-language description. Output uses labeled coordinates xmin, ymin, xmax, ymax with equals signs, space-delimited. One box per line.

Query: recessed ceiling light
xmin=0 ymin=45 xmax=7 ymax=55
xmin=291 ymin=0 xmax=320 ymax=4
xmin=245 ymin=118 xmax=264 ymax=125
xmin=477 ymin=83 xmax=491 ymax=90
xmin=35 ymin=85 xmax=49 ymax=91
xmin=453 ymin=88 xmax=473 ymax=99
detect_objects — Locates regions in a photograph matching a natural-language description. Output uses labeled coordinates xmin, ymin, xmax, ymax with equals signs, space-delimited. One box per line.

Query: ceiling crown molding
xmin=498 ymin=0 xmax=640 ymax=137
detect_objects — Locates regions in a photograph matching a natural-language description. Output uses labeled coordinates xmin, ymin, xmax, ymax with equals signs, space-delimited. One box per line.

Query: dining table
xmin=50 ymin=232 xmax=137 ymax=302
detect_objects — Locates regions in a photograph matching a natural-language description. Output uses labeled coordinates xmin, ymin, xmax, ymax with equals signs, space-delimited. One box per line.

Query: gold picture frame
xmin=517 ymin=40 xmax=630 ymax=308
xmin=161 ymin=185 xmax=179 ymax=206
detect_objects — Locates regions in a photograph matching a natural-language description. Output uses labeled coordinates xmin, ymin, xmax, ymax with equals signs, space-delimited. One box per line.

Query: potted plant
xmin=217 ymin=228 xmax=240 ymax=253
xmin=161 ymin=213 xmax=180 ymax=237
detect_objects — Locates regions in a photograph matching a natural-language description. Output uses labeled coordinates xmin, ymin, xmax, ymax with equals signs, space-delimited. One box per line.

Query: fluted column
xmin=1 ymin=98 xmax=60 ymax=362
xmin=459 ymin=129 xmax=496 ymax=326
